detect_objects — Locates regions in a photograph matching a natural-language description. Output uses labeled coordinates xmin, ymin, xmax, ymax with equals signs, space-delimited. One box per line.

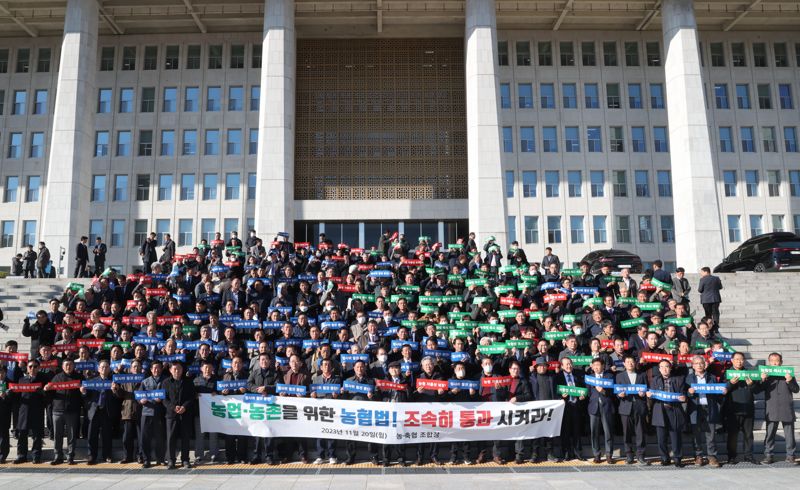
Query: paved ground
xmin=0 ymin=464 xmax=798 ymax=489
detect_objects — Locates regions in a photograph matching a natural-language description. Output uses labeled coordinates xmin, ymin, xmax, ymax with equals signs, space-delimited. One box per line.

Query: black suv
xmin=713 ymin=232 xmax=800 ymax=272
xmin=580 ymin=249 xmax=644 ymax=274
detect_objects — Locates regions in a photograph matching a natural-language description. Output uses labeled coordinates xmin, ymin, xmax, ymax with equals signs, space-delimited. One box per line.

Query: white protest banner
xmin=199 ymin=394 xmax=564 ymax=445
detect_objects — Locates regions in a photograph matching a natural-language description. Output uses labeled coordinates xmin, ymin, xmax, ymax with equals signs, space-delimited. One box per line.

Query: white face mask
xmin=483 ymin=365 xmax=493 ymax=374
xmin=357 ymin=317 xmax=366 ymax=324
xmin=299 ymin=306 xmax=308 ymax=312
xmin=455 ymin=369 xmax=466 ymax=379
xmin=383 ymin=317 xmax=392 ymax=324
xmin=574 ymin=327 xmax=583 ymax=335
xmin=489 ymin=319 xmax=499 ymax=324
xmin=377 ymin=354 xmax=388 ymax=363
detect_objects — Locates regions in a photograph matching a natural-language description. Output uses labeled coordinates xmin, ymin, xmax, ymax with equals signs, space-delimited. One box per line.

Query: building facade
xmin=0 ymin=0 xmax=798 ymax=273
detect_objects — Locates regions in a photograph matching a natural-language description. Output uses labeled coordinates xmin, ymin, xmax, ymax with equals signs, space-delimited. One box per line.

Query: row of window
xmin=0 ymin=89 xmax=48 ymax=116
xmin=0 ymin=47 xmax=51 ymax=74
xmin=1 ymin=176 xmax=40 ymax=203
xmin=721 ymin=170 xmax=800 ymax=198
xmin=93 ymin=85 xmax=261 ymax=116
xmin=88 ymin=173 xmax=257 ymax=203
xmin=726 ymin=215 xmax=800 ymax=243
xmin=97 ymin=44 xmax=262 ymax=72
xmin=500 ymin=125 xmax=669 ymax=154
xmin=93 ymin=128 xmax=258 ymax=158
xmin=504 ymin=169 xmax=672 ymax=199
xmin=498 ymin=40 xmax=800 ymax=70
xmin=717 ymin=126 xmax=799 ymax=154
xmin=506 ymin=214 xmax=675 ymax=245
xmin=712 ymin=83 xmax=793 ymax=110
xmin=500 ymin=81 xmax=666 ymax=110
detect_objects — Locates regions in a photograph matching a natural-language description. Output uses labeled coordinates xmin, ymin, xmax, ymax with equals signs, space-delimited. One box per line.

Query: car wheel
xmin=753 ymin=263 xmax=767 ymax=273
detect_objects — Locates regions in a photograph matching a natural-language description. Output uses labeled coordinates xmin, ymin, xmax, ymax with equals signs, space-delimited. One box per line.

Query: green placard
xmin=400 ymin=320 xmax=426 ymax=328
xmin=447 ymin=274 xmax=464 ymax=283
xmin=479 ymin=324 xmax=506 ymax=333
xmin=543 ymin=330 xmax=571 ymax=341
xmin=398 ymin=284 xmax=420 ymax=293
xmin=477 ymin=344 xmax=508 ymax=355
xmin=102 ymin=341 xmax=131 ymax=350
xmin=499 ymin=265 xmax=517 ymax=274
xmin=520 ymin=275 xmax=540 ymax=285
xmin=620 ymin=318 xmax=645 ymax=329
xmin=665 ymin=316 xmax=693 ymax=327
xmin=529 ymin=311 xmax=547 ymax=320
xmin=182 ymin=325 xmax=198 ymax=334
xmin=617 ymin=297 xmax=637 ymax=305
xmin=67 ymin=282 xmax=84 ymax=292
xmin=557 ymin=385 xmax=589 ymax=397
xmin=567 ymin=355 xmax=593 ymax=366
xmin=447 ymin=243 xmax=464 ymax=250
xmin=693 ymin=340 xmax=711 ymax=350
xmin=562 ymin=314 xmax=576 ymax=324
xmin=390 ymin=294 xmax=414 ymax=303
xmin=498 ymin=309 xmax=520 ymax=319
xmin=418 ymin=295 xmax=444 ymax=304
xmin=434 ymin=324 xmax=455 ymax=332
xmin=419 ymin=305 xmax=437 ymax=314
xmin=449 ymin=329 xmax=471 ymax=339
xmin=648 ymin=324 xmax=664 ymax=333
xmin=759 ymin=365 xmax=795 ymax=377
xmin=465 ymin=278 xmax=488 ymax=287
xmin=455 ymin=320 xmax=478 ymax=328
xmin=352 ymin=293 xmax=375 ymax=303
xmin=726 ymin=370 xmax=761 ymax=381
xmin=560 ymin=268 xmax=581 ymax=277
xmin=472 ymin=296 xmax=492 ymax=305
xmin=583 ymin=297 xmax=603 ymax=308
xmin=441 ymin=295 xmax=462 ymax=304
xmin=636 ymin=302 xmax=662 ymax=311
xmin=448 ymin=311 xmax=471 ymax=321
xmin=651 ymin=278 xmax=672 ymax=291
xmin=425 ymin=267 xmax=436 ymax=276
xmin=506 ymin=339 xmax=533 ymax=349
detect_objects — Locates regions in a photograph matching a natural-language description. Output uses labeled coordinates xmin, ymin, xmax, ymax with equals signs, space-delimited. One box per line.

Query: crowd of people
xmin=0 ymin=229 xmax=796 ymax=470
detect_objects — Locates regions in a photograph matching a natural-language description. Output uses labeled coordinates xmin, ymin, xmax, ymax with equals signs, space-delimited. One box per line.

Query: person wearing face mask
xmin=476 ymin=356 xmax=506 ymax=464
xmin=369 ymin=347 xmax=390 ymax=380
xmin=350 ymin=312 xmax=369 ymax=340
xmin=447 ymin=362 xmax=477 ymax=465
xmin=357 ymin=320 xmax=383 ymax=354
xmin=529 ymin=358 xmax=559 ymax=463
xmin=414 ymin=357 xmax=445 ymax=465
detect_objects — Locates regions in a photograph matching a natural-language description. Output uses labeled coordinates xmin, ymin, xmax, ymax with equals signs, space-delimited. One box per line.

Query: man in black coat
xmin=647 ymin=359 xmax=687 ymax=467
xmin=45 ymin=359 xmax=83 ymax=464
xmin=247 ymin=353 xmax=279 ymax=464
xmin=13 ymin=360 xmax=48 ymax=464
xmin=725 ymin=352 xmax=761 ymax=464
xmin=496 ymin=360 xmax=533 ymax=464
xmin=93 ymin=237 xmax=107 ymax=275
xmin=139 ymin=232 xmax=158 ymax=273
xmin=414 ymin=356 xmax=445 ymax=465
xmin=447 ymin=361 xmax=478 ymax=464
xmin=310 ymin=358 xmax=342 ymax=465
xmin=554 ymin=357 xmax=586 ymax=461
xmin=192 ymin=361 xmax=219 ymax=464
xmin=615 ymin=355 xmax=648 ymax=465
xmin=0 ymin=365 xmax=11 ymax=463
xmin=761 ymin=352 xmax=800 ymax=464
xmin=81 ymin=359 xmax=115 ymax=464
xmin=529 ymin=358 xmax=559 ymax=463
xmin=697 ymin=267 xmax=723 ymax=328
xmin=586 ymin=358 xmax=615 ymax=464
xmin=74 ymin=236 xmax=89 ymax=278
xmin=379 ymin=361 xmax=410 ymax=466
xmin=163 ymin=362 xmax=195 ymax=469
xmin=343 ymin=360 xmax=378 ymax=465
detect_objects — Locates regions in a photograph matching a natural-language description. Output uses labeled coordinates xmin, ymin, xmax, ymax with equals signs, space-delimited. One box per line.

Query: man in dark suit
xmin=529 ymin=358 xmax=559 ymax=463
xmin=497 ymin=360 xmax=533 ymax=464
xmin=247 ymin=353 xmax=278 ymax=464
xmin=725 ymin=352 xmax=761 ymax=464
xmin=139 ymin=361 xmax=166 ymax=468
xmin=586 ymin=358 xmax=615 ymax=464
xmin=647 ymin=359 xmax=687 ymax=467
xmin=93 ymin=237 xmax=107 ymax=275
xmin=13 ymin=360 xmax=48 ymax=464
xmin=697 ymin=267 xmax=723 ymax=328
xmin=81 ymin=359 xmax=114 ymax=464
xmin=310 ymin=358 xmax=341 ymax=465
xmin=221 ymin=277 xmax=247 ymax=313
xmin=74 ymin=236 xmax=89 ymax=278
xmin=139 ymin=232 xmax=158 ymax=273
xmin=761 ymin=352 xmax=800 ymax=464
xmin=685 ymin=355 xmax=725 ymax=467
xmin=163 ymin=362 xmax=195 ymax=469
xmin=615 ymin=355 xmax=648 ymax=465
xmin=541 ymin=247 xmax=560 ymax=274
xmin=45 ymin=358 xmax=83 ymax=465
xmin=554 ymin=357 xmax=586 ymax=461
xmin=380 ymin=361 xmax=410 ymax=466
xmin=161 ymin=234 xmax=176 ymax=266
xmin=343 ymin=360 xmax=378 ymax=465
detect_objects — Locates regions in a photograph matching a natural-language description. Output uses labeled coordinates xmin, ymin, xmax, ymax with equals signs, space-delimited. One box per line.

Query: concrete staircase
xmin=0 ymin=272 xmax=796 ymax=460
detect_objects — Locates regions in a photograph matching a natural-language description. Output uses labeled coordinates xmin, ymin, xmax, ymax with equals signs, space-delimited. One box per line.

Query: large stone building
xmin=0 ymin=0 xmax=798 ymax=273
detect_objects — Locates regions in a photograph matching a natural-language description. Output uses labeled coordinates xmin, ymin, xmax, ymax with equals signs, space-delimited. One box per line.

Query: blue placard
xmin=376 ymin=261 xmax=393 ymax=267
xmin=321 ymin=321 xmax=346 ymax=330
xmin=134 ymin=389 xmax=165 ymax=401
xmin=243 ymin=394 xmax=275 ymax=404
xmin=712 ymin=351 xmax=734 ymax=362
xmin=245 ymin=340 xmax=261 ymax=350
xmin=211 ymin=344 xmax=226 ymax=353
xmin=691 ymin=383 xmax=727 ymax=395
xmin=186 ymin=312 xmax=210 ymax=322
xmin=110 ymin=359 xmax=133 ymax=371
xmin=219 ymin=314 xmax=242 ymax=325
xmin=401 ymin=361 xmax=420 ymax=373
xmin=276 ymin=383 xmax=308 ymax=396
xmin=303 ymin=339 xmax=322 ymax=350
xmin=448 ymin=379 xmax=479 ymax=390
xmin=368 ymin=311 xmax=384 ymax=319
xmin=648 ymin=389 xmax=683 ymax=402
xmin=210 ymin=265 xmax=230 ymax=274
xmin=269 ymin=306 xmax=293 ymax=316
xmin=275 ymin=356 xmax=288 ymax=366
xmin=133 ymin=336 xmax=161 ymax=346
xmin=380 ymin=326 xmax=399 ymax=337
xmin=261 ymin=321 xmax=284 ymax=330
xmin=343 ymin=380 xmax=373 ymax=394
xmin=221 ymin=358 xmax=232 ymax=370
xmin=422 ymin=348 xmax=451 ymax=360
xmin=331 ymin=341 xmax=352 ymax=351
xmin=614 ymin=384 xmax=648 ymax=394
xmin=450 ymin=352 xmax=470 ymax=363
xmin=74 ymin=361 xmax=98 ymax=371
xmin=113 ymin=374 xmax=144 ymax=384
xmin=275 ymin=338 xmax=303 ymax=348
xmin=148 ymin=274 xmax=168 ymax=282
xmin=369 ymin=270 xmax=393 ymax=278
xmin=276 ymin=277 xmax=298 ymax=285
xmin=173 ymin=294 xmax=191 ymax=302
xmin=422 ymin=336 xmax=449 ymax=349
xmin=155 ymin=354 xmax=186 ymax=363
xmin=574 ymin=287 xmax=599 ymax=295
xmin=235 ymin=320 xmax=261 ymax=330
xmin=182 ymin=341 xmax=204 ymax=351
xmin=340 ymin=354 xmax=370 ymax=365
xmin=187 ymin=364 xmax=201 ymax=375
xmin=311 ymin=383 xmax=341 ymax=394
xmin=585 ymin=375 xmax=614 ymax=388
xmin=391 ymin=340 xmax=418 ymax=351
xmin=216 ymin=380 xmax=247 ymax=391
xmin=298 ymin=274 xmax=317 ymax=282
xmin=539 ymin=282 xmax=561 ymax=291
xmin=82 ymin=379 xmax=112 ymax=391
xmin=247 ymin=278 xmax=272 ymax=287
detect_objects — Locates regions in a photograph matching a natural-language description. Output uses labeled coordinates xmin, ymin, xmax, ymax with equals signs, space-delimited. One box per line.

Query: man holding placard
xmin=724 ymin=352 xmax=761 ymax=464
xmin=45 ymin=358 xmax=83 ymax=465
xmin=555 ymin=357 xmax=587 ymax=461
xmin=13 ymin=360 xmax=47 ymax=464
xmin=647 ymin=359 xmax=687 ymax=467
xmin=760 ymin=352 xmax=799 ymax=464
xmin=586 ymin=358 xmax=615 ymax=464
xmin=81 ymin=359 xmax=114 ymax=464
xmin=686 ymin=356 xmax=725 ymax=467
xmin=248 ymin=353 xmax=278 ymax=465
xmin=163 ymin=362 xmax=195 ymax=469
xmin=342 ymin=360 xmax=378 ymax=465
xmin=615 ymin=355 xmax=648 ymax=465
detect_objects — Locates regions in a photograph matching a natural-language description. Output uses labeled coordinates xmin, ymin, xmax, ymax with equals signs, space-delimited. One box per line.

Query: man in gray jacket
xmin=697 ymin=267 xmax=723 ymax=328
xmin=761 ymin=352 xmax=800 ymax=464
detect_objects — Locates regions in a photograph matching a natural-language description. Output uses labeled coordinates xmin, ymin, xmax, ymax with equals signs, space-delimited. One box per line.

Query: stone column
xmin=41 ymin=0 xmax=98 ymax=275
xmin=465 ymin=0 xmax=508 ymax=250
xmin=254 ymin=0 xmax=295 ymax=239
xmin=662 ymin=0 xmax=724 ymax=270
